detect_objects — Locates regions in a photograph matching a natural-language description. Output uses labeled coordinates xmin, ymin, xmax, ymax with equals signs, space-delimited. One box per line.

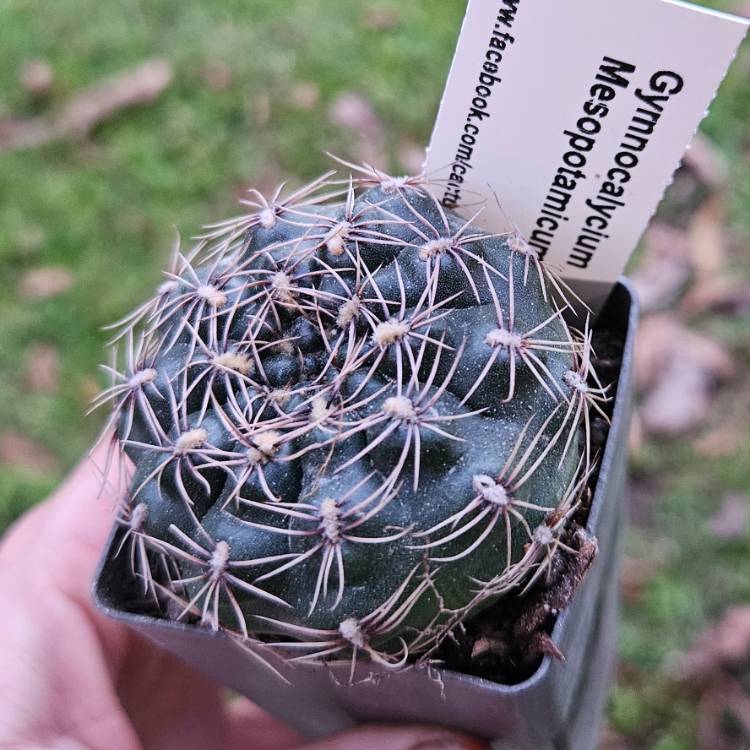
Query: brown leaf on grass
xmin=362 ymin=5 xmax=402 ymax=30
xmin=290 ymin=82 xmax=320 ymax=110
xmin=640 ymin=360 xmax=714 ymax=436
xmin=634 ymin=314 xmax=734 ymax=392
xmin=695 ymin=424 xmax=746 ymax=458
xmin=689 ymin=195 xmax=728 ymax=281
xmin=678 ymin=606 xmax=750 ymax=681
xmin=58 ymin=59 xmax=173 ymax=136
xmin=0 ymin=59 xmax=173 ymax=152
xmin=642 ymin=221 xmax=693 ymax=260
xmin=200 ymin=61 xmax=232 ymax=91
xmin=630 ymin=223 xmax=693 ymax=314
xmin=626 ymin=472 xmax=663 ymax=528
xmin=20 ymin=266 xmax=73 ymax=299
xmin=597 ymin=727 xmax=629 ymax=750
xmin=251 ymin=94 xmax=271 ymax=127
xmin=20 ymin=59 xmax=54 ymax=97
xmin=0 ymin=119 xmax=49 ymax=151
xmin=620 ymin=556 xmax=660 ymax=603
xmin=680 ymin=275 xmax=750 ymax=318
xmin=709 ymin=493 xmax=749 ymax=540
xmin=698 ymin=675 xmax=750 ymax=750
xmin=24 ymin=344 xmax=60 ymax=393
xmin=684 ymin=132 xmax=730 ymax=193
xmin=628 ymin=408 xmax=644 ymax=454
xmin=635 ymin=315 xmax=735 ymax=436
xmin=0 ymin=432 xmax=60 ymax=473
xmin=329 ymin=91 xmax=386 ymax=167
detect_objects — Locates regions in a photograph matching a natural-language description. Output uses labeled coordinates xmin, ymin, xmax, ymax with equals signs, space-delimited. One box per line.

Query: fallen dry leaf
xmin=634 ymin=314 xmax=734 ymax=392
xmin=626 ymin=473 xmax=664 ymax=528
xmin=678 ymin=606 xmax=750 ymax=681
xmin=641 ymin=221 xmax=693 ymax=260
xmin=251 ymin=94 xmax=271 ymax=127
xmin=698 ymin=675 xmax=750 ymax=750
xmin=689 ymin=195 xmax=728 ymax=281
xmin=329 ymin=91 xmax=386 ymax=167
xmin=681 ymin=275 xmax=750 ymax=318
xmin=640 ymin=359 xmax=713 ymax=435
xmin=660 ymin=165 xmax=709 ymax=227
xmin=643 ymin=221 xmax=691 ymax=262
xmin=290 ymin=82 xmax=320 ymax=110
xmin=709 ymin=493 xmax=749 ymax=540
xmin=684 ymin=132 xmax=730 ymax=193
xmin=0 ymin=59 xmax=173 ymax=152
xmin=597 ymin=727 xmax=629 ymax=750
xmin=362 ymin=5 xmax=402 ymax=30
xmin=628 ymin=407 xmax=644 ymax=454
xmin=635 ymin=314 xmax=735 ymax=436
xmin=24 ymin=343 xmax=60 ymax=393
xmin=695 ymin=424 xmax=746 ymax=458
xmin=20 ymin=266 xmax=74 ymax=299
xmin=0 ymin=118 xmax=49 ymax=151
xmin=57 ymin=59 xmax=173 ymax=136
xmin=200 ymin=61 xmax=232 ymax=91
xmin=630 ymin=223 xmax=693 ymax=314
xmin=631 ymin=258 xmax=692 ymax=315
xmin=620 ymin=556 xmax=660 ymax=603
xmin=0 ymin=431 xmax=60 ymax=473
xmin=20 ymin=59 xmax=54 ymax=97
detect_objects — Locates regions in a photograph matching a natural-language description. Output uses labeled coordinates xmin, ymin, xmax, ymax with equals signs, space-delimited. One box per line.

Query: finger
xmin=294 ymin=725 xmax=489 ymax=750
xmin=118 ymin=639 xmax=230 ymax=750
xmin=45 ymin=438 xmax=126 ymax=558
xmin=11 ymin=443 xmax=123 ymax=621
xmin=225 ymin=696 xmax=305 ymax=750
xmin=0 ymin=442 xmax=142 ymax=749
xmin=0 ymin=440 xmax=130 ymax=668
xmin=2 ymin=439 xmax=124 ymax=565
xmin=225 ymin=698 xmax=489 ymax=750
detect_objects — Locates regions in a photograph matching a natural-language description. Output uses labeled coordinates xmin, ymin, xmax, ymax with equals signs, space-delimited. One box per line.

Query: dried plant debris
xmin=95 ymin=163 xmax=612 ymax=682
xmin=630 ymin=223 xmax=693 ymax=315
xmin=678 ymin=606 xmax=750 ymax=682
xmin=635 ymin=314 xmax=735 ymax=437
xmin=0 ymin=59 xmax=172 ymax=153
xmin=675 ymin=607 xmax=750 ymax=750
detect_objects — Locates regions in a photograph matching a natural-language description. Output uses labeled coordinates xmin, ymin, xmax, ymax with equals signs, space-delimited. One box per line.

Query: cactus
xmin=98 ymin=161 xmax=605 ymax=671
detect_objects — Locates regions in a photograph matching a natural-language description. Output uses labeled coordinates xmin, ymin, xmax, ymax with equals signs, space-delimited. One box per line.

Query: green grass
xmin=0 ymin=2 xmax=748 ymax=747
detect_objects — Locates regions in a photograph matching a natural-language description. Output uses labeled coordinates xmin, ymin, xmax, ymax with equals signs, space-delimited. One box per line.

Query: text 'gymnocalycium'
xmin=98 ymin=161 xmax=607 ymax=672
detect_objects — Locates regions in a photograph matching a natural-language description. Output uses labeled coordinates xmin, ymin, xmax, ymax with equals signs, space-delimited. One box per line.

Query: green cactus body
xmin=102 ymin=164 xmax=604 ymax=668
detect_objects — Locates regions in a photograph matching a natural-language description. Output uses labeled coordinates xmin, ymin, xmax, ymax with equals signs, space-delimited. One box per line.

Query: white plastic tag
xmin=424 ymin=0 xmax=748 ymax=308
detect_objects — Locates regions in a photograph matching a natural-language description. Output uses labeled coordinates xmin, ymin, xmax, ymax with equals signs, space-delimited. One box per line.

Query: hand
xmin=0 ymin=445 xmax=486 ymax=750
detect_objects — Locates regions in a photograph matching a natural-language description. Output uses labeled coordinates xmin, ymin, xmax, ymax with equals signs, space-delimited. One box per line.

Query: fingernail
xmin=408 ymin=736 xmax=490 ymax=750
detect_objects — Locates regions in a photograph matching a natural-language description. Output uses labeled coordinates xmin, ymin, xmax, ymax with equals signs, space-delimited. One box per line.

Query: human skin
xmin=0 ymin=444 xmax=486 ymax=750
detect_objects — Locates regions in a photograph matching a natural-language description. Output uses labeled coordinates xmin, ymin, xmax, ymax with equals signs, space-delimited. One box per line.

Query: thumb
xmin=297 ymin=725 xmax=489 ymax=750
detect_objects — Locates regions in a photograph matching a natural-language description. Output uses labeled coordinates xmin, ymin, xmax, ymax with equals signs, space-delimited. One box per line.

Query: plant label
xmin=423 ymin=0 xmax=748 ymax=309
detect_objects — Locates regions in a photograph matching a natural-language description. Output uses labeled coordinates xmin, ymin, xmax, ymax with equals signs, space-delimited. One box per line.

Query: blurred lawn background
xmin=0 ymin=1 xmax=748 ymax=748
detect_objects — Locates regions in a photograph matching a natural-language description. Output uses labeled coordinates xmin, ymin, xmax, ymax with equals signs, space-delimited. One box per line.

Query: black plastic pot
xmin=94 ymin=278 xmax=639 ymax=750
